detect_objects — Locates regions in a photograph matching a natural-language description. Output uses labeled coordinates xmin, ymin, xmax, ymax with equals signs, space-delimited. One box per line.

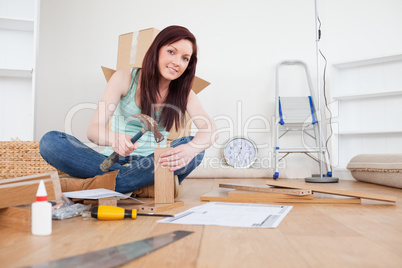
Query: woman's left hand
xmin=158 ymin=144 xmax=195 ymax=172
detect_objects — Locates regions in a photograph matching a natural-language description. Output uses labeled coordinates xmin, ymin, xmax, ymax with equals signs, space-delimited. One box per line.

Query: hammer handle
xmin=99 ymin=130 xmax=145 ymax=172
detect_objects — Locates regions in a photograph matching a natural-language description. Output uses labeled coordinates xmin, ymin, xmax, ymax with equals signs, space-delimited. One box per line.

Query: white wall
xmin=35 ymin=0 xmax=402 ymax=177
xmin=0 ymin=0 xmax=37 ymax=141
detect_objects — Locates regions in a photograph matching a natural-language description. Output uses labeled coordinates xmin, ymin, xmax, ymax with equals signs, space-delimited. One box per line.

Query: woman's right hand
xmin=112 ymin=133 xmax=138 ymax=157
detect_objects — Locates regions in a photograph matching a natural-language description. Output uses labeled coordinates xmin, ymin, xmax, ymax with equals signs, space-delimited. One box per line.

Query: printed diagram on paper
xmin=158 ymin=202 xmax=292 ymax=228
xmin=63 ymin=189 xmax=143 ymax=203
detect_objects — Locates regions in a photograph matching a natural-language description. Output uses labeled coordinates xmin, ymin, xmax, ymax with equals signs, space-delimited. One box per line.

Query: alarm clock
xmin=223 ymin=137 xmax=258 ymax=168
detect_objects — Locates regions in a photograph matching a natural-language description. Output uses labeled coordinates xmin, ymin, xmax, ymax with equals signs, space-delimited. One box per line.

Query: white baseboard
xmin=188 ymin=164 xmax=313 ymax=179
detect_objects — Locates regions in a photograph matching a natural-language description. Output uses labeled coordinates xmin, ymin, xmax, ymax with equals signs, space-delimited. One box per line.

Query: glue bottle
xmin=31 ymin=180 xmax=52 ymax=236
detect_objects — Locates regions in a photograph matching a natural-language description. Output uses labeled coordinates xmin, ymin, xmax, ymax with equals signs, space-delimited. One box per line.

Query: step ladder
xmin=273 ymin=60 xmax=332 ymax=179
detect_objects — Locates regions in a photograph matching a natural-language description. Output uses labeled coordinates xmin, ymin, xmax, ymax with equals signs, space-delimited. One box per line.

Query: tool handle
xmin=91 ymin=206 xmax=137 ymax=220
xmin=99 ymin=130 xmax=144 ymax=172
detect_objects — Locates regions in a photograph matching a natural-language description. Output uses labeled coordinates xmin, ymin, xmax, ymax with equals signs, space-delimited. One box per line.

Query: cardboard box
xmin=116 ymin=28 xmax=160 ymax=70
xmin=102 ymin=28 xmax=210 ymax=141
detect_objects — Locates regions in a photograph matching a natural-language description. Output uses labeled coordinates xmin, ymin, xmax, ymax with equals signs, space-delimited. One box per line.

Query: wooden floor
xmin=1 ymin=178 xmax=402 ymax=268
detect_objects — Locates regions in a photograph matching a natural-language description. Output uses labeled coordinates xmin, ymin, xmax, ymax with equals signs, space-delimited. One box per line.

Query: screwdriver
xmin=90 ymin=205 xmax=173 ymax=220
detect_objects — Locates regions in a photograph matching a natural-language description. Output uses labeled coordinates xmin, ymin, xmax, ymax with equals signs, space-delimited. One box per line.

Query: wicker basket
xmin=0 ymin=141 xmax=59 ymax=179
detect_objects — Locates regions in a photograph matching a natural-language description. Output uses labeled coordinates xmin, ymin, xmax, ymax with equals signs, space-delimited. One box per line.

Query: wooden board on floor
xmin=266 ymin=179 xmax=397 ymax=203
xmin=154 ymin=147 xmax=174 ymax=204
xmin=0 ymin=205 xmax=31 ymax=232
xmin=0 ymin=171 xmax=62 ymax=209
xmin=138 ymin=201 xmax=184 ymax=212
xmin=117 ymin=199 xmax=184 ymax=212
xmin=83 ymin=197 xmax=118 ymax=207
xmin=219 ymin=183 xmax=312 ymax=195
xmin=229 ymin=191 xmax=314 ymax=200
xmin=201 ymin=188 xmax=361 ymax=204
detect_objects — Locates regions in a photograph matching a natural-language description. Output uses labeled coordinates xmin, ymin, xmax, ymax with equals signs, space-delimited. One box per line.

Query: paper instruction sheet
xmin=158 ymin=202 xmax=292 ymax=228
xmin=63 ymin=188 xmax=144 ymax=203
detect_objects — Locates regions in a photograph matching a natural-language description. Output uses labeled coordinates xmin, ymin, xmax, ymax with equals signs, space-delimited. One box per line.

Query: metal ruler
xmin=28 ymin=230 xmax=193 ymax=268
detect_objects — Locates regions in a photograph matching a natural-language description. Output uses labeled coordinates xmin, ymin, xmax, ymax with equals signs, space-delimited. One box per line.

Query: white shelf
xmin=0 ymin=67 xmax=32 ymax=78
xmin=333 ymin=54 xmax=402 ymax=69
xmin=0 ymin=1 xmax=38 ymax=141
xmin=0 ymin=17 xmax=34 ymax=31
xmin=337 ymin=129 xmax=402 ymax=135
xmin=331 ymin=54 xmax=402 ymax=170
xmin=333 ymin=90 xmax=402 ymax=100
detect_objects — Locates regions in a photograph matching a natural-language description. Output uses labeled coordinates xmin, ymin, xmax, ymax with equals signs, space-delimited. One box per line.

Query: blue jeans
xmin=39 ymin=131 xmax=205 ymax=194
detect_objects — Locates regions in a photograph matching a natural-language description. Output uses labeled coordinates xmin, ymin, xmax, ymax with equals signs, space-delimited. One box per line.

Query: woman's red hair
xmin=139 ymin=25 xmax=198 ymax=132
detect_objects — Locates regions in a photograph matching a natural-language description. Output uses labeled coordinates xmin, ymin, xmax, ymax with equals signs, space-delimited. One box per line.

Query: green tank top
xmin=101 ymin=68 xmax=168 ymax=157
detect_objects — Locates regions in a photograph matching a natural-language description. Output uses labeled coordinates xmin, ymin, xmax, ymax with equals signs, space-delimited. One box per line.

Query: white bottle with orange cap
xmin=31 ymin=180 xmax=52 ymax=235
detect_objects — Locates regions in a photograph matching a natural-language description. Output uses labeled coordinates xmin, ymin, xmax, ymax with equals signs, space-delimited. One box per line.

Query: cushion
xmin=347 ymin=154 xmax=402 ymax=189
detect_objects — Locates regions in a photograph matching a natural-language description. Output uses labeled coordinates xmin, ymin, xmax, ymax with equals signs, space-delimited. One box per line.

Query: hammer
xmin=100 ymin=114 xmax=165 ymax=172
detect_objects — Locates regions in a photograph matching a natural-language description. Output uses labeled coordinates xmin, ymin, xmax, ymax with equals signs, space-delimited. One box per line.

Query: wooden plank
xmin=83 ymin=197 xmax=118 ymax=207
xmin=228 ymin=190 xmax=314 ymax=199
xmin=266 ymin=179 xmax=397 ymax=203
xmin=0 ymin=172 xmax=62 ymax=209
xmin=0 ymin=205 xmax=31 ymax=232
xmin=50 ymin=171 xmax=63 ymax=202
xmin=154 ymin=146 xmax=174 ymax=204
xmin=0 ymin=172 xmax=53 ymax=185
xmin=201 ymin=188 xmax=361 ymax=204
xmin=117 ymin=199 xmax=184 ymax=212
xmin=219 ymin=183 xmax=312 ymax=195
xmin=138 ymin=201 xmax=184 ymax=212
xmin=98 ymin=197 xmax=118 ymax=207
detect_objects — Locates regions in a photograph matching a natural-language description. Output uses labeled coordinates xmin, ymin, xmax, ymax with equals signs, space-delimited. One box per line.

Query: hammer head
xmin=132 ymin=114 xmax=165 ymax=143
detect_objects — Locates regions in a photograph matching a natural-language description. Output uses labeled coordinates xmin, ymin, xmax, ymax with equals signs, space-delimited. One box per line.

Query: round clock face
xmin=223 ymin=137 xmax=257 ymax=168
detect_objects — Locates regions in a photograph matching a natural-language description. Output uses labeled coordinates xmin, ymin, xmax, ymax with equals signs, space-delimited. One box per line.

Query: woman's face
xmin=158 ymin=39 xmax=193 ymax=83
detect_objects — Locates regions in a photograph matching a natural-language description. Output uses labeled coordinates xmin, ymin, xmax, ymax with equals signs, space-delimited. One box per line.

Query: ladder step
xmin=278 ymin=126 xmax=315 ymax=131
xmin=278 ymin=120 xmax=314 ymax=125
xmin=276 ymin=148 xmax=326 ymax=153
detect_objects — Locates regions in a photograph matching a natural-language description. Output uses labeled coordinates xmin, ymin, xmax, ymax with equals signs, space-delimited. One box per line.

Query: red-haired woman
xmin=40 ymin=26 xmax=217 ymax=196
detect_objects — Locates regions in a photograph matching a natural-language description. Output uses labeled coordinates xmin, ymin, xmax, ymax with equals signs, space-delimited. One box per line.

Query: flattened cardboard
xmin=106 ymin=27 xmax=210 ymax=94
xmin=117 ymin=28 xmax=160 ymax=69
xmin=101 ymin=28 xmax=210 ymax=140
xmin=101 ymin=66 xmax=115 ymax=83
